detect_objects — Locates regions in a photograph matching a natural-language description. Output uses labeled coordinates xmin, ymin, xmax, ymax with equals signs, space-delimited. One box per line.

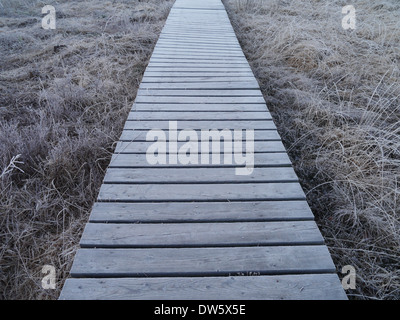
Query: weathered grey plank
xmin=144 ymin=63 xmax=253 ymax=69
xmin=88 ymin=200 xmax=314 ymax=223
xmin=114 ymin=140 xmax=286 ymax=154
xmin=162 ymin=30 xmax=234 ymax=34
xmin=150 ymin=56 xmax=245 ymax=61
xmin=59 ymin=274 xmax=348 ymax=300
xmin=138 ymin=81 xmax=260 ymax=89
xmin=143 ymin=70 xmax=252 ymax=75
xmin=118 ymin=129 xmax=280 ymax=141
xmin=136 ymin=89 xmax=260 ymax=96
xmin=151 ymin=51 xmax=244 ymax=57
xmin=161 ymin=28 xmax=235 ymax=33
xmin=158 ymin=36 xmax=239 ymax=43
xmin=148 ymin=58 xmax=247 ymax=64
xmin=155 ymin=43 xmax=242 ymax=49
xmin=80 ymin=221 xmax=324 ymax=248
xmin=123 ymin=120 xmax=277 ymax=130
xmin=108 ymin=152 xmax=291 ymax=168
xmin=162 ymin=28 xmax=234 ymax=32
xmin=152 ymin=48 xmax=244 ymax=54
xmin=69 ymin=246 xmax=336 ymax=277
xmin=156 ymin=36 xmax=239 ymax=41
xmin=103 ymin=167 xmax=298 ymax=184
xmin=144 ymin=68 xmax=253 ymax=74
xmin=135 ymin=96 xmax=265 ymax=104
xmin=155 ymin=45 xmax=242 ymax=52
xmin=127 ymin=111 xmax=270 ymax=120
xmin=142 ymin=77 xmax=258 ymax=83
xmin=159 ymin=29 xmax=237 ymax=34
xmin=157 ymin=35 xmax=239 ymax=41
xmin=151 ymin=53 xmax=244 ymax=58
xmin=97 ymin=182 xmax=306 ymax=202
xmin=133 ymin=103 xmax=266 ymax=111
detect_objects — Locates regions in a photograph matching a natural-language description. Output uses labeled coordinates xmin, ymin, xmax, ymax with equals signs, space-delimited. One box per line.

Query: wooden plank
xmin=136 ymin=89 xmax=260 ymax=96
xmin=152 ymin=50 xmax=244 ymax=56
xmin=155 ymin=42 xmax=241 ymax=49
xmin=118 ymin=129 xmax=280 ymax=141
xmin=158 ymin=35 xmax=239 ymax=43
xmin=163 ymin=20 xmax=232 ymax=24
xmin=139 ymin=81 xmax=260 ymax=89
xmin=133 ymin=103 xmax=266 ymax=111
xmin=142 ymin=77 xmax=258 ymax=83
xmin=150 ymin=54 xmax=245 ymax=59
xmin=171 ymin=2 xmax=226 ymax=9
xmin=162 ymin=28 xmax=235 ymax=32
xmin=158 ymin=35 xmax=239 ymax=41
xmin=141 ymin=71 xmax=256 ymax=77
xmin=158 ymin=36 xmax=234 ymax=40
xmin=161 ymin=27 xmax=235 ymax=32
xmin=158 ymin=35 xmax=237 ymax=39
xmin=161 ymin=28 xmax=234 ymax=32
xmin=153 ymin=47 xmax=245 ymax=52
xmin=69 ymin=246 xmax=336 ymax=277
xmin=157 ymin=35 xmax=237 ymax=39
xmin=127 ymin=111 xmax=270 ymax=120
xmin=97 ymin=182 xmax=306 ymax=202
xmin=152 ymin=47 xmax=244 ymax=53
xmin=154 ymin=47 xmax=242 ymax=53
xmin=161 ymin=29 xmax=236 ymax=33
xmin=114 ymin=140 xmax=286 ymax=154
xmin=134 ymin=96 xmax=265 ymax=104
xmin=103 ymin=167 xmax=299 ymax=184
xmin=148 ymin=58 xmax=247 ymax=64
xmin=142 ymin=73 xmax=255 ymax=79
xmin=151 ymin=50 xmax=243 ymax=55
xmin=156 ymin=36 xmax=239 ymax=42
xmin=59 ymin=274 xmax=348 ymax=300
xmin=145 ymin=63 xmax=252 ymax=68
xmin=151 ymin=51 xmax=245 ymax=57
xmin=159 ymin=32 xmax=236 ymax=36
xmin=80 ymin=221 xmax=324 ymax=248
xmin=161 ymin=28 xmax=235 ymax=33
xmin=123 ymin=120 xmax=277 ymax=130
xmin=144 ymin=69 xmax=251 ymax=74
xmin=88 ymin=200 xmax=314 ymax=223
xmin=108 ymin=152 xmax=291 ymax=168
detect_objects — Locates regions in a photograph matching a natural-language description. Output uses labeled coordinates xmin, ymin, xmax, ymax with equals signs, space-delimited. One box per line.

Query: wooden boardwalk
xmin=59 ymin=0 xmax=347 ymax=300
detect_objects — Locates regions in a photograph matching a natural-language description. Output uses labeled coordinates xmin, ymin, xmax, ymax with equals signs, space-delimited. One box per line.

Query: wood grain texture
xmin=114 ymin=140 xmax=286 ymax=154
xmin=70 ymin=246 xmax=336 ymax=277
xmin=88 ymin=200 xmax=315 ymax=223
xmin=109 ymin=152 xmax=291 ymax=168
xmin=127 ymin=111 xmax=271 ymax=120
xmin=142 ymin=77 xmax=258 ymax=83
xmin=103 ymin=167 xmax=299 ymax=184
xmin=118 ymin=129 xmax=280 ymax=141
xmin=139 ymin=81 xmax=260 ymax=90
xmin=97 ymin=182 xmax=306 ymax=202
xmin=136 ymin=89 xmax=261 ymax=96
xmin=133 ymin=103 xmax=267 ymax=111
xmin=80 ymin=221 xmax=324 ymax=248
xmin=135 ymin=96 xmax=265 ymax=104
xmin=123 ymin=120 xmax=277 ymax=130
xmin=59 ymin=274 xmax=347 ymax=300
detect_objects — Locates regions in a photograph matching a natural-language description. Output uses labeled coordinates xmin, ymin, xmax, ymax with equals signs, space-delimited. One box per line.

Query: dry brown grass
xmin=0 ymin=0 xmax=174 ymax=299
xmin=224 ymin=0 xmax=400 ymax=299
